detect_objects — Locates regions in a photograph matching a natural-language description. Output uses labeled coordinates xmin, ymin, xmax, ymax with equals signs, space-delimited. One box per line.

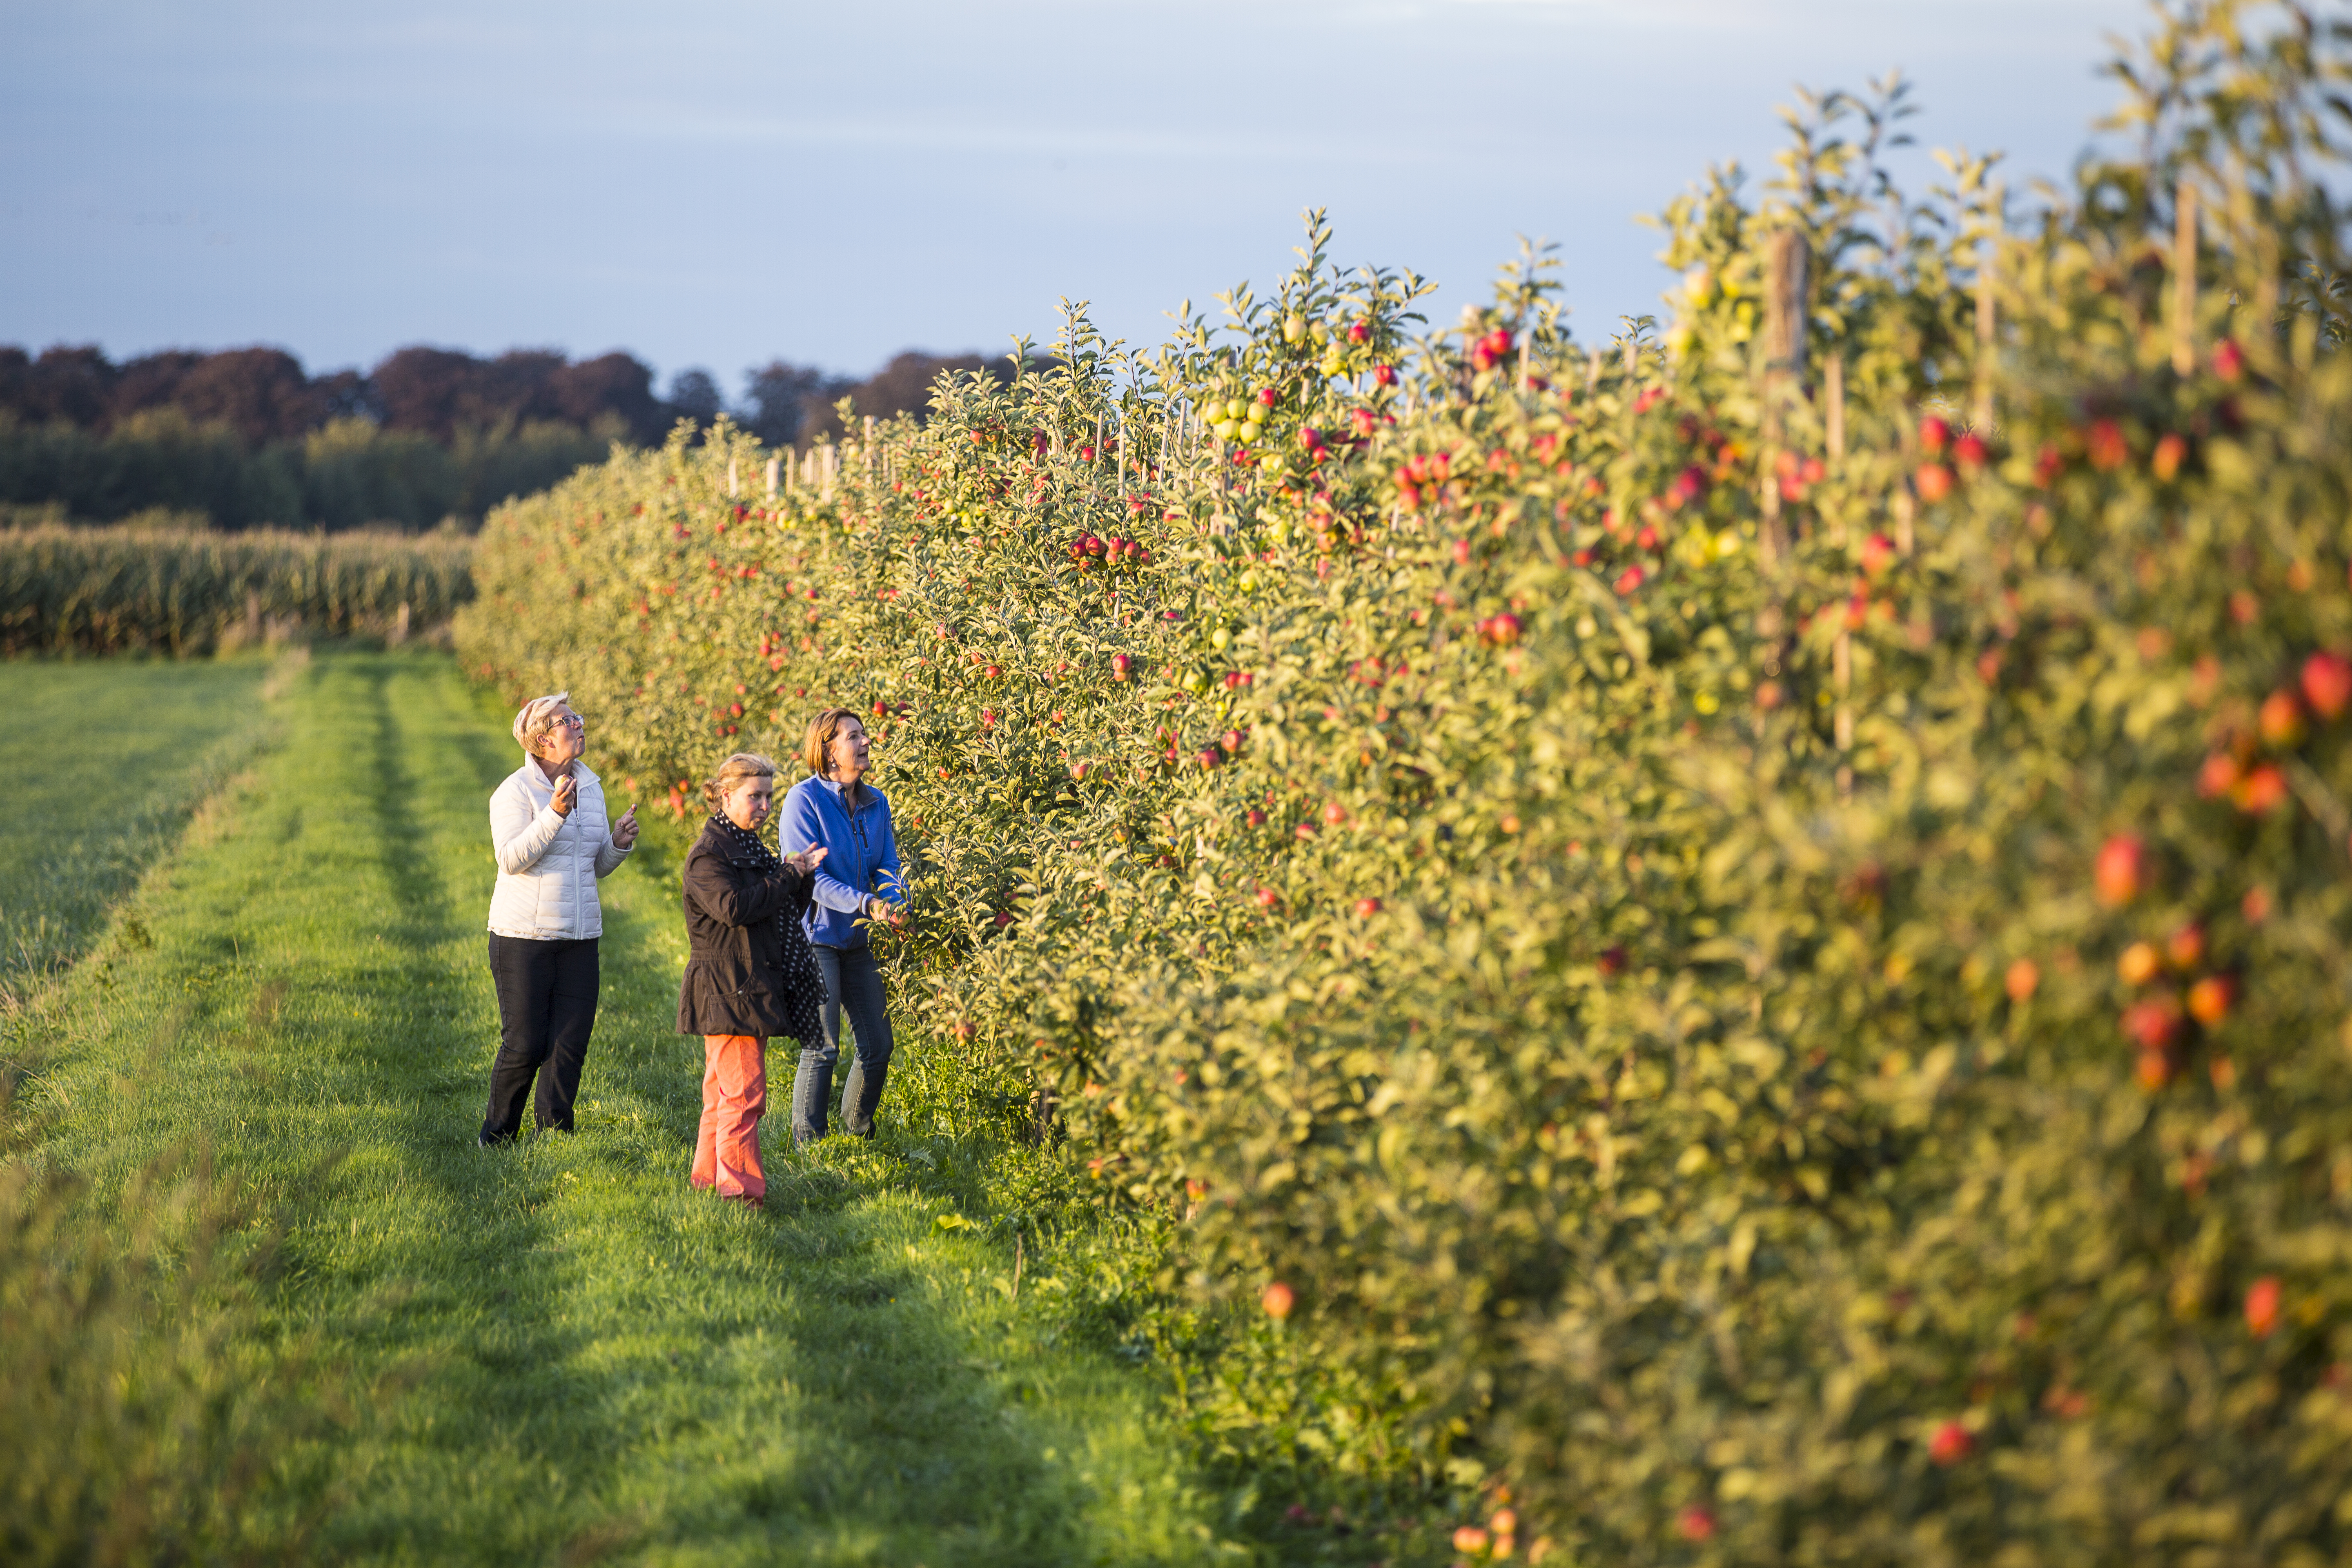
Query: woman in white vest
xmin=479 ymin=692 xmax=639 ymax=1144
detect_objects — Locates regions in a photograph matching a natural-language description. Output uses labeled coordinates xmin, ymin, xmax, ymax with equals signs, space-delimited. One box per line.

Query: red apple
xmin=2197 ymin=752 xmax=2242 ymax=798
xmin=1372 ymin=364 xmax=1396 ymax=387
xmin=2094 ymin=835 xmax=2146 ymax=906
xmin=2165 ymin=924 xmax=2206 ymax=970
xmin=1323 ymin=801 xmax=1348 ymax=826
xmin=2117 ymin=941 xmax=2162 ymax=986
xmin=2186 ymin=973 xmax=2236 ymax=1025
xmin=2245 ymin=1275 xmax=2281 ymax=1337
xmin=1261 ymin=1281 xmax=1295 ymax=1319
xmin=2087 ymin=419 xmax=2129 ymax=471
xmin=1677 ymin=1506 xmax=1717 ymax=1543
xmin=2259 ymin=689 xmax=2307 ymax=747
xmin=2004 ymin=958 xmax=2039 ymax=1002
xmin=1952 ymin=432 xmax=1989 ymax=471
xmin=1927 ymin=1420 xmax=1973 ymax=1466
xmin=2232 ymin=763 xmax=2287 ymax=814
xmin=1111 ymin=654 xmax=1132 ymax=682
xmin=1860 ymin=532 xmax=1898 ymax=577
xmin=1918 ymin=414 xmax=1951 ymax=454
xmin=2122 ymin=995 xmax=2183 ymax=1051
xmin=1254 ymin=886 xmax=1280 ymax=908
xmin=2152 ymin=431 xmax=2188 ymax=481
xmin=2213 ymin=339 xmax=2245 ymax=382
xmin=1915 ymin=463 xmax=1955 ymax=503
xmin=2301 ymin=651 xmax=2352 ymax=719
xmin=1354 ymin=897 xmax=1382 ymax=918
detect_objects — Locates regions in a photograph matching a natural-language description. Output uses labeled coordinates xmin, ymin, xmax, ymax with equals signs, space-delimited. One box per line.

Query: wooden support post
xmin=1972 ymin=230 xmax=1998 ymax=430
xmin=1834 ymin=620 xmax=1854 ymax=797
xmin=726 ymin=457 xmax=739 ymax=499
xmin=765 ymin=457 xmax=780 ymax=499
xmin=1760 ymin=228 xmax=1810 ymax=567
xmin=1824 ymin=356 xmax=1847 ymax=546
xmin=2173 ymin=177 xmax=2199 ymax=379
xmin=1762 ymin=229 xmax=1810 ymax=388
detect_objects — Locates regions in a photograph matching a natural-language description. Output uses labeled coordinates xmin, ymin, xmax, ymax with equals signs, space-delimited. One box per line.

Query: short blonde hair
xmin=702 ymin=752 xmax=777 ymax=813
xmin=802 ymin=708 xmax=865 ymax=778
xmin=513 ymin=692 xmax=573 ymax=754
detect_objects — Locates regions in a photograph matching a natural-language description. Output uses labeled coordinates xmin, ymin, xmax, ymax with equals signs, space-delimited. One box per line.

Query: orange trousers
xmin=692 ymin=1033 xmax=766 ymax=1201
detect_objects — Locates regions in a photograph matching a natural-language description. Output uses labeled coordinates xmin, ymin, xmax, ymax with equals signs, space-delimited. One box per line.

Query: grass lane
xmin=22 ymin=652 xmax=1240 ymax=1566
xmin=0 ymin=655 xmax=278 ymax=1006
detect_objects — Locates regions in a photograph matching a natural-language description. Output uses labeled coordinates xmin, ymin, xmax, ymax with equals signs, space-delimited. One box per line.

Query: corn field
xmin=0 ymin=524 xmax=474 ymax=656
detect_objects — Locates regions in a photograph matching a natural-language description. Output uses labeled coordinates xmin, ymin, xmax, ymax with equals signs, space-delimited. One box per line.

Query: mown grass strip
xmin=0 ymin=655 xmax=282 ymax=1008
xmin=19 ymin=652 xmax=1242 ymax=1566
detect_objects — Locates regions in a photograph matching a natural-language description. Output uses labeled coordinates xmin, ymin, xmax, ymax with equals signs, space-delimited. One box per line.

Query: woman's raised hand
xmin=611 ymin=804 xmax=639 ymax=851
xmin=784 ymin=845 xmax=828 ymax=876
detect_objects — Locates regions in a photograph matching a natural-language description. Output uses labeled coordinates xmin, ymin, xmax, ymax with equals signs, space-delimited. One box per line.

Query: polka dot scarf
xmin=710 ymin=812 xmax=782 ymax=873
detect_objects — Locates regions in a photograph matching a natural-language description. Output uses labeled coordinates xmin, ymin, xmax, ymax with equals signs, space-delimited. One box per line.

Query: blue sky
xmin=0 ymin=0 xmax=2154 ymax=399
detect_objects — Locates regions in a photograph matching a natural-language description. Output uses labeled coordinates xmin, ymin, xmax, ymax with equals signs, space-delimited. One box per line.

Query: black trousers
xmin=480 ymin=933 xmax=599 ymax=1142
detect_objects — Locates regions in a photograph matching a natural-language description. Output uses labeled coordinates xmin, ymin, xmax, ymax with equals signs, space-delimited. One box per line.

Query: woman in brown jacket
xmin=679 ymin=752 xmax=827 ymax=1208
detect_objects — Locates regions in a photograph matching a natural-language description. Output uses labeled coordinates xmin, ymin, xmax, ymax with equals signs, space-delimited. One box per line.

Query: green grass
xmin=9 ymin=653 xmax=1250 ymax=1566
xmin=0 ymin=655 xmax=279 ymax=1006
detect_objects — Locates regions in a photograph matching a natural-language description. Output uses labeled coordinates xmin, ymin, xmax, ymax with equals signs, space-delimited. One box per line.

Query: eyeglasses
xmin=546 ymin=714 xmax=586 ymax=731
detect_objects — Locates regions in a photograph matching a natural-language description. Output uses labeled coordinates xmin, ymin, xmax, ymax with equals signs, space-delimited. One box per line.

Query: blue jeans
xmin=791 ymin=943 xmax=893 ymax=1142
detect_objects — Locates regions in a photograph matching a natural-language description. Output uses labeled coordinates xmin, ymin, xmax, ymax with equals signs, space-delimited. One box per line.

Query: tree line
xmin=0 ymin=343 xmax=1012 ymax=531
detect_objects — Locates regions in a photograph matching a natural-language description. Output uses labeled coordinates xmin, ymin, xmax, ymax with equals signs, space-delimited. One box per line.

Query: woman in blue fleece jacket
xmin=780 ymin=706 xmax=907 ymax=1143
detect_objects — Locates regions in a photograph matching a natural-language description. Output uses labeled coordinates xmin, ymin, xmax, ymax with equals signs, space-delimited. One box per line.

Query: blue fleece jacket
xmin=780 ymin=775 xmax=905 ymax=949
